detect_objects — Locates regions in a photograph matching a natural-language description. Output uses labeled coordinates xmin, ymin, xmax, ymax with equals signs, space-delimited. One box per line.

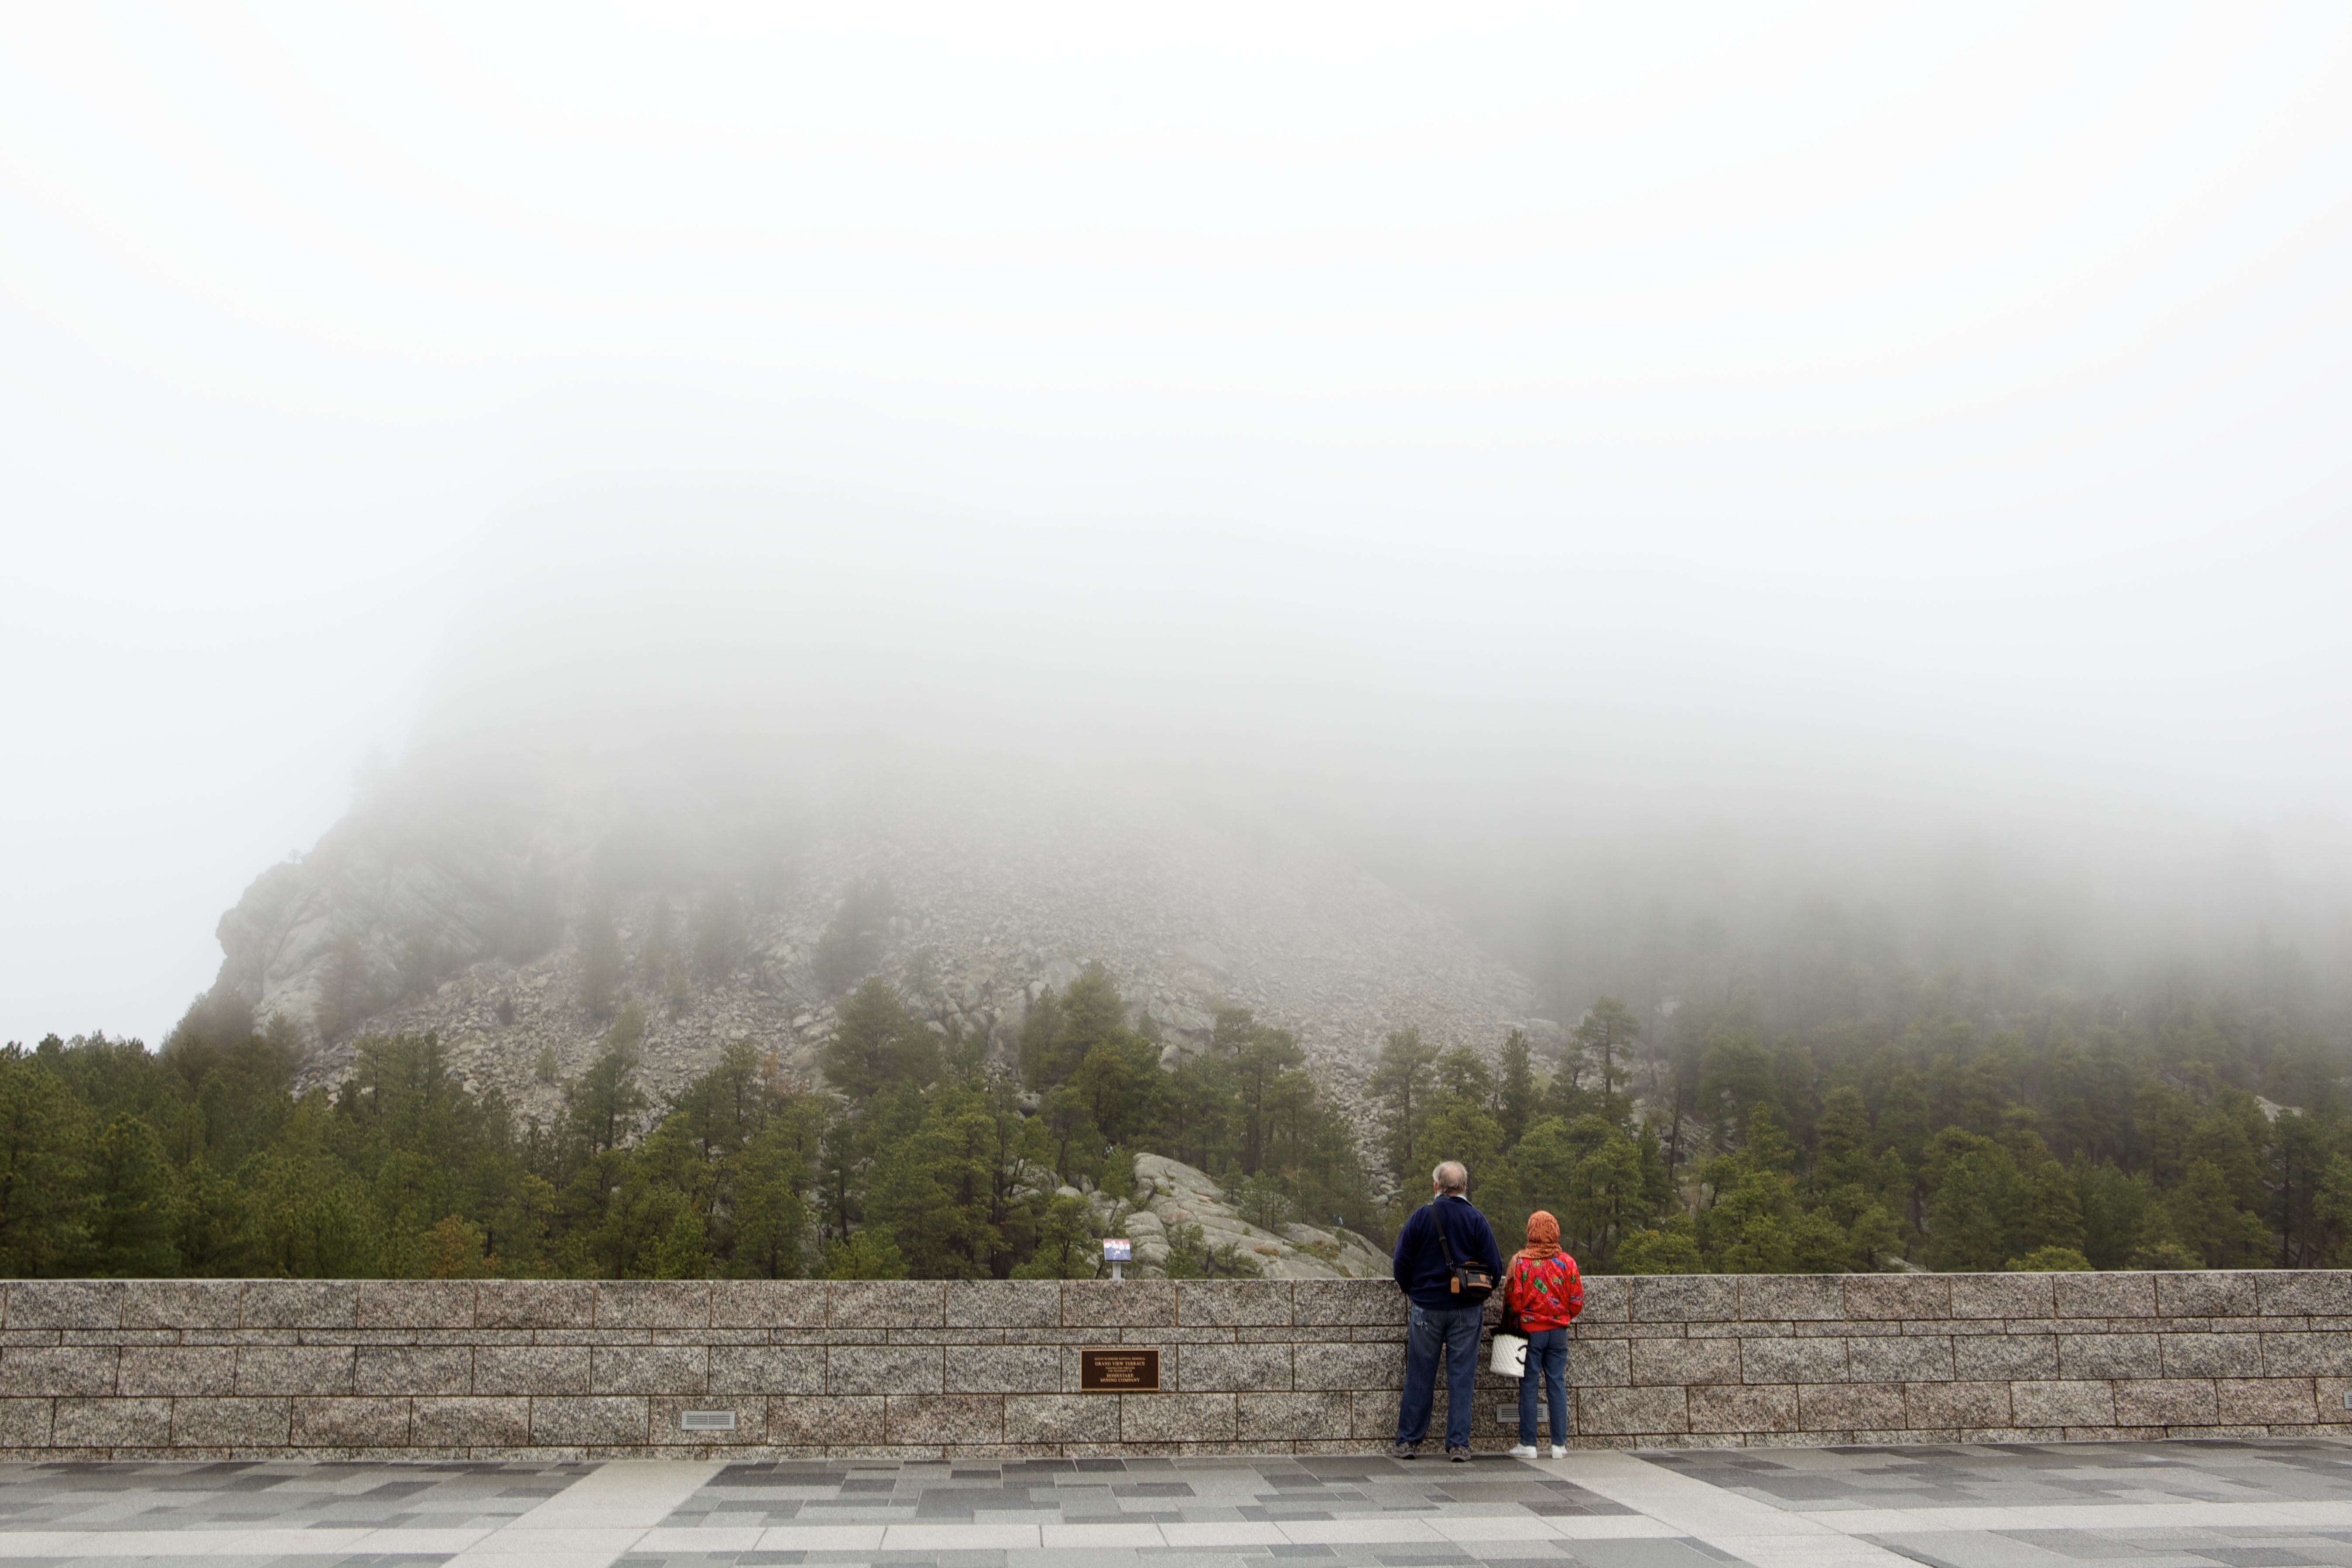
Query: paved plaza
xmin=3 ymin=1439 xmax=2352 ymax=1568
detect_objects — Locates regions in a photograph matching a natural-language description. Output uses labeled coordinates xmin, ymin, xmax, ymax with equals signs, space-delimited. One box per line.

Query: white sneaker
xmin=1551 ymin=1445 xmax=1569 ymax=1459
xmin=1508 ymin=1444 xmax=1540 ymax=1458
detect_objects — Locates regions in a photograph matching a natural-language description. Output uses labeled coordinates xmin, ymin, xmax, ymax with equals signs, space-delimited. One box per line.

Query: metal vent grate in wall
xmin=681 ymin=1410 xmax=738 ymax=1431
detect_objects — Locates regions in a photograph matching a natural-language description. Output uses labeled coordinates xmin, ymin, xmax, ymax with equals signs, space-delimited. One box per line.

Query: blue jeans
xmin=1518 ymin=1326 xmax=1568 ymax=1446
xmin=1396 ymin=1301 xmax=1483 ymax=1449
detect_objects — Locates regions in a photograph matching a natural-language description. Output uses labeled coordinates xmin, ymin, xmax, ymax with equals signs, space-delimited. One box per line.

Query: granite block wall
xmin=3 ymin=1272 xmax=2349 ymax=1459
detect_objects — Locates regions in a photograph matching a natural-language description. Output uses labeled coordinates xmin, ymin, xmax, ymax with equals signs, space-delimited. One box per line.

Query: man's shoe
xmin=1551 ymin=1445 xmax=1569 ymax=1459
xmin=1390 ymin=1441 xmax=1419 ymax=1460
xmin=1508 ymin=1444 xmax=1539 ymax=1458
xmin=1448 ymin=1446 xmax=1471 ymax=1462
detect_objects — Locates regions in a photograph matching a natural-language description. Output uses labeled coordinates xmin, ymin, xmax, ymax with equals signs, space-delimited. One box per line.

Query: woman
xmin=1503 ymin=1210 xmax=1582 ymax=1458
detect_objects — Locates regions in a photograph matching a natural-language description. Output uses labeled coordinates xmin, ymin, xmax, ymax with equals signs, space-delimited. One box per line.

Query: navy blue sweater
xmin=1391 ymin=1195 xmax=1506 ymax=1308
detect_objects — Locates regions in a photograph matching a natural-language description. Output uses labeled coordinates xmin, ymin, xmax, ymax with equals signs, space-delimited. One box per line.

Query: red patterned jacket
xmin=1503 ymin=1252 xmax=1584 ymax=1332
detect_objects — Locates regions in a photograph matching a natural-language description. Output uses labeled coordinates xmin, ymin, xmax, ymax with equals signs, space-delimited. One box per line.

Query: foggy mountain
xmin=198 ymin=754 xmax=1557 ymax=1124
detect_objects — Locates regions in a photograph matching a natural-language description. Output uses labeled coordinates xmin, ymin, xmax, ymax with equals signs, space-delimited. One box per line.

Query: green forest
xmin=0 ymin=960 xmax=1368 ymax=1282
xmin=6 ymin=891 xmax=2352 ymax=1281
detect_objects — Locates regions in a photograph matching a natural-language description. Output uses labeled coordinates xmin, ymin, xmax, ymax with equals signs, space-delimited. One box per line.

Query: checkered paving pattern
xmin=1646 ymin=1441 xmax=2352 ymax=1509
xmin=0 ymin=1440 xmax=2347 ymax=1568
xmin=0 ymin=1456 xmax=589 ymax=1530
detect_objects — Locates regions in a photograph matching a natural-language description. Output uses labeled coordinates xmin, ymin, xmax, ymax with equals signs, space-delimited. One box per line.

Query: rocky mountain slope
xmin=200 ymin=764 xmax=1558 ymax=1140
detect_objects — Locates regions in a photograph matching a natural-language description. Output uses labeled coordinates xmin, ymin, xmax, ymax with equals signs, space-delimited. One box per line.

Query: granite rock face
xmin=1123 ymin=1155 xmax=1392 ymax=1280
xmin=201 ymin=772 xmax=1555 ymax=1146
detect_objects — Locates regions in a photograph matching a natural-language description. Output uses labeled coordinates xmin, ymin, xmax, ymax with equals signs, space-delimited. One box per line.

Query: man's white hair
xmin=1431 ymin=1161 xmax=1469 ymax=1194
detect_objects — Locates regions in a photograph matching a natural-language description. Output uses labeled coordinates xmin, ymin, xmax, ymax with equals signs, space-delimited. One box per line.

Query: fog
xmin=5 ymin=6 xmax=2351 ymax=1046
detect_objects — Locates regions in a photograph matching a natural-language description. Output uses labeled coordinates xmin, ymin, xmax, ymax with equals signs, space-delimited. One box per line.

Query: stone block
xmin=118 ymin=1354 xmax=233 ymax=1401
xmin=943 ymin=1344 xmax=1060 ymax=1394
xmin=944 ymin=1280 xmax=1061 ymax=1329
xmin=1798 ymin=1383 xmax=1904 ymax=1431
xmin=54 ymin=1396 xmax=169 ymax=1448
xmin=235 ymin=1346 xmax=356 ymax=1397
xmin=414 ymin=1396 xmax=529 ymax=1447
xmin=648 ymin=1395 xmax=767 ymax=1446
xmin=1563 ymin=1275 xmax=1625 ymax=1323
xmin=1948 ymin=1274 xmax=2054 ymax=1321
xmin=829 ymin=1344 xmax=944 ymax=1395
xmin=0 ymin=1398 xmax=51 ymax=1446
xmin=2011 ymin=1380 xmax=2117 ymax=1426
xmin=1566 ymin=1337 xmax=1631 ymax=1387
xmin=2257 ymin=1274 xmax=2352 ymax=1318
xmin=2157 ymin=1271 xmax=2260 ymax=1320
xmin=1180 ymin=1341 xmax=1294 ymax=1393
xmin=1005 ymin=1392 xmax=1119 ymax=1444
xmin=1631 ymin=1276 xmax=1736 ymax=1322
xmin=1849 ymin=1335 xmax=1954 ymax=1383
xmin=475 ymin=1345 xmax=591 ymax=1397
xmin=353 ymin=1281 xmax=476 ymax=1329
xmin=1955 ymin=1334 xmax=2057 ymax=1381
xmin=1295 ymin=1340 xmax=1400 ymax=1393
xmin=1177 ymin=1280 xmax=1295 ymax=1327
xmin=595 ymin=1281 xmax=710 ymax=1329
xmin=1741 ymin=1337 xmax=1848 ymax=1385
xmin=1905 ymin=1380 xmax=2011 ymax=1428
xmin=1575 ymin=1387 xmax=1690 ymax=1435
xmin=530 ymin=1395 xmax=649 ymax=1446
xmin=2113 ymin=1379 xmax=2219 ymax=1426
xmin=2218 ymin=1377 xmax=2317 ymax=1425
xmin=830 ymin=1280 xmax=946 ymax=1329
xmin=1689 ymin=1384 xmax=1799 ymax=1434
xmin=0 ymin=1344 xmax=117 ymax=1396
xmin=476 ymin=1280 xmax=594 ymax=1330
xmin=1844 ymin=1275 xmax=1950 ymax=1321
xmin=173 ymin=1396 xmax=292 ymax=1447
xmin=355 ymin=1345 xmax=472 ymax=1397
xmin=237 ymin=1281 xmax=359 ymax=1330
xmin=591 ymin=1345 xmax=706 ymax=1396
xmin=1063 ymin=1281 xmax=1176 ymax=1329
xmin=6 ymin=1280 xmax=125 ymax=1329
xmin=2261 ymin=1333 xmax=2352 ymax=1377
xmin=292 ymin=1397 xmax=411 ymax=1447
xmin=1350 ymin=1387 xmax=1405 ymax=1439
xmin=2057 ymin=1334 xmax=2162 ymax=1380
xmin=1737 ymin=1276 xmax=1844 ymax=1322
xmin=885 ymin=1392 xmax=1005 ymax=1445
xmin=1295 ymin=1280 xmax=1403 ymax=1327
xmin=2054 ymin=1273 xmax=2157 ymax=1319
xmin=1238 ymin=1390 xmax=1351 ymax=1441
xmin=121 ymin=1280 xmax=243 ymax=1330
xmin=1120 ymin=1391 xmax=1237 ymax=1442
xmin=709 ymin=1345 xmax=826 ymax=1395
xmin=2161 ymin=1333 xmax=2262 ymax=1378
xmin=765 ymin=1393 xmax=884 ymax=1446
xmin=1632 ymin=1336 xmax=1737 ymax=1386
xmin=708 ymin=1280 xmax=829 ymax=1329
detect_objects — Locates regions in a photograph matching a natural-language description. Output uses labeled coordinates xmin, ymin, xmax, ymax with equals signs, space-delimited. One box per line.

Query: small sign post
xmin=1103 ymin=1237 xmax=1131 ymax=1281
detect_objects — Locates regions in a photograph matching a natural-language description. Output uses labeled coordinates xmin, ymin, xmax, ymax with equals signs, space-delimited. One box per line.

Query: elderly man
xmin=1390 ymin=1159 xmax=1505 ymax=1460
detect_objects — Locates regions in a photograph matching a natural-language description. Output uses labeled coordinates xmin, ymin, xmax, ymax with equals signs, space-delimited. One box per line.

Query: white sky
xmin=4 ymin=4 xmax=2349 ymax=1044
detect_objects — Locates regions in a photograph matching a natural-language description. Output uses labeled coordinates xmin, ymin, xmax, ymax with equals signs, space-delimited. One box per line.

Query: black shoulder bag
xmin=1436 ymin=1217 xmax=1496 ymax=1304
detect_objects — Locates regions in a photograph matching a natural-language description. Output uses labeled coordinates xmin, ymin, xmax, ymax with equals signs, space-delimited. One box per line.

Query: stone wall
xmin=3 ymin=1272 xmax=2349 ymax=1459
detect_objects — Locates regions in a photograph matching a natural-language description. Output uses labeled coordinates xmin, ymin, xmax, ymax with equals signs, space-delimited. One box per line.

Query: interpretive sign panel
xmin=1078 ymin=1346 xmax=1161 ymax=1392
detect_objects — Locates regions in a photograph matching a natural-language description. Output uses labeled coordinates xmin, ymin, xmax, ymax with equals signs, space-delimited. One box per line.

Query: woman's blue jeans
xmin=1518 ymin=1326 xmax=1568 ymax=1446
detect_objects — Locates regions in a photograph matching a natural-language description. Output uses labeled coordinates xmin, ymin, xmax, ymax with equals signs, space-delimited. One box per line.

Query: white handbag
xmin=1489 ymin=1331 xmax=1527 ymax=1378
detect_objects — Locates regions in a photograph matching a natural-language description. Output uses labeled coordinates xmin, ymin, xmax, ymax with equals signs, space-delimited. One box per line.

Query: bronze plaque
xmin=1078 ymin=1347 xmax=1161 ymax=1393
